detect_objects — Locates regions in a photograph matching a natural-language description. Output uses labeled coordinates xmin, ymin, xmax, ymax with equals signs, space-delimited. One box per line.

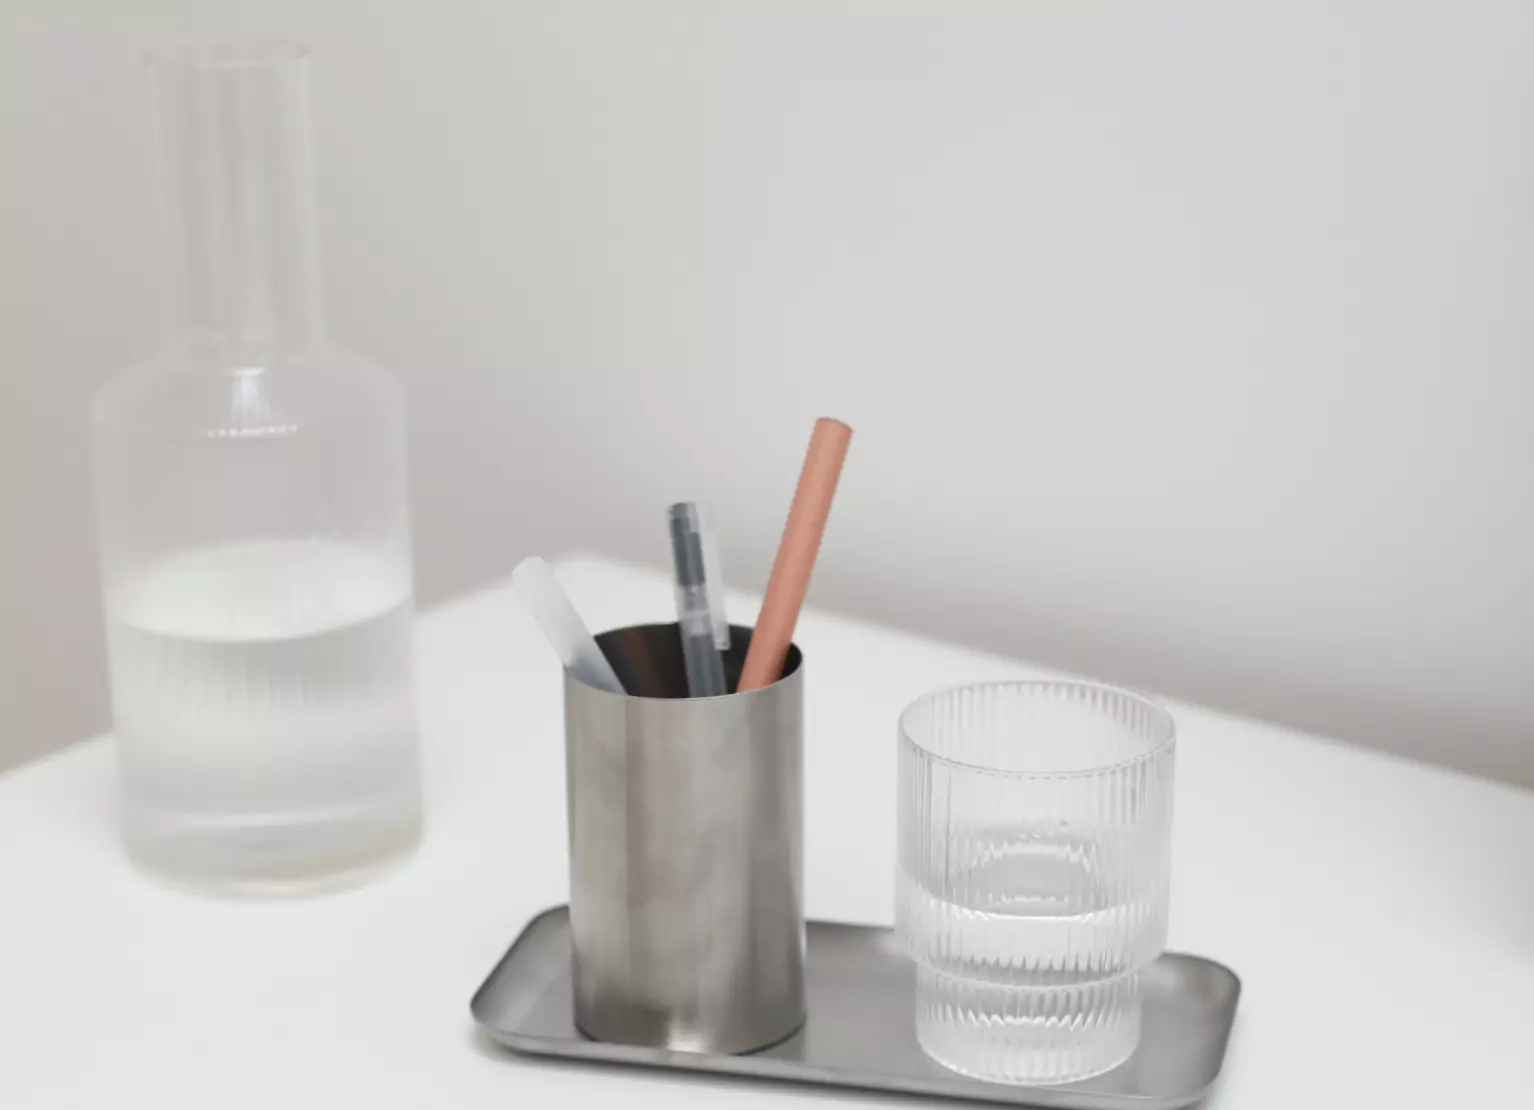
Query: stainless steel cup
xmin=564 ymin=623 xmax=805 ymax=1054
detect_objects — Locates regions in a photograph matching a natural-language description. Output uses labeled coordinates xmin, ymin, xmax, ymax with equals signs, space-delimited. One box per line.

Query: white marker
xmin=511 ymin=557 xmax=625 ymax=694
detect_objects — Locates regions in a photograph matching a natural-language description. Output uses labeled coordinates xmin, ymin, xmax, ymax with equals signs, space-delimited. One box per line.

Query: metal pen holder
xmin=563 ymin=623 xmax=805 ymax=1055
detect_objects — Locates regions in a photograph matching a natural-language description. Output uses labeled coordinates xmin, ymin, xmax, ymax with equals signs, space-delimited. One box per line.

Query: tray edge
xmin=470 ymin=904 xmax=1241 ymax=1110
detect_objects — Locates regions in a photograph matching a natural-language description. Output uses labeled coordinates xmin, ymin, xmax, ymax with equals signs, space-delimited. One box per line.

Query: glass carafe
xmin=91 ymin=42 xmax=423 ymax=894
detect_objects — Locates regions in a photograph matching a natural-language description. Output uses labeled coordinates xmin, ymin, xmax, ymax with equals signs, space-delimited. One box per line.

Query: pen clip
xmin=695 ymin=504 xmax=730 ymax=650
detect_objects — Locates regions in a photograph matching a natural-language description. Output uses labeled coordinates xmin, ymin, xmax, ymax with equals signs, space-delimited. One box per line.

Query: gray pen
xmin=668 ymin=502 xmax=728 ymax=698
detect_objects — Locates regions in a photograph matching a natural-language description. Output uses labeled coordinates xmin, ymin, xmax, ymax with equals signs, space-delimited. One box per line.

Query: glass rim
xmin=898 ymin=679 xmax=1175 ymax=779
xmin=143 ymin=40 xmax=310 ymax=72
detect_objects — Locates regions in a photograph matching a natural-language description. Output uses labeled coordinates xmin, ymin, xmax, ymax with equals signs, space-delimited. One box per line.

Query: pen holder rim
xmin=579 ymin=621 xmax=803 ymax=702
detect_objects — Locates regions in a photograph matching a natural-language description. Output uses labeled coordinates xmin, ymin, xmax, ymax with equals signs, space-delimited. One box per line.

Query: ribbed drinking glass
xmin=896 ymin=681 xmax=1175 ymax=1085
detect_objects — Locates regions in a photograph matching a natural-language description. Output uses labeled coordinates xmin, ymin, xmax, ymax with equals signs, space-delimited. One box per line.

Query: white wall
xmin=4 ymin=3 xmax=1532 ymax=784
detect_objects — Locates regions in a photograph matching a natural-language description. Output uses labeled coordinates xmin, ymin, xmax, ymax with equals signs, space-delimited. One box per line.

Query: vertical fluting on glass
xmin=895 ymin=681 xmax=1175 ymax=1085
xmin=92 ymin=42 xmax=422 ymax=893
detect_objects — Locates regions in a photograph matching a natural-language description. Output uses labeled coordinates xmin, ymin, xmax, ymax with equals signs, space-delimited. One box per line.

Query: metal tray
xmin=471 ymin=905 xmax=1240 ymax=1109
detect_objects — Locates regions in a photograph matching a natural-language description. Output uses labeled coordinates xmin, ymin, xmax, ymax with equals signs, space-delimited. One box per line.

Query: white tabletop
xmin=3 ymin=555 xmax=1532 ymax=1107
